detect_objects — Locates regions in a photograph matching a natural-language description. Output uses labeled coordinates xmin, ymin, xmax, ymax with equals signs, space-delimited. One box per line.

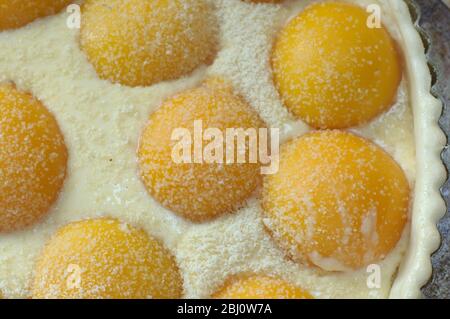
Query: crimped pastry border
xmin=388 ymin=0 xmax=447 ymax=298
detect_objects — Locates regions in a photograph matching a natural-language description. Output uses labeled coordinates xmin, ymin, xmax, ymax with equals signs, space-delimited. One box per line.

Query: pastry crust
xmin=386 ymin=0 xmax=446 ymax=298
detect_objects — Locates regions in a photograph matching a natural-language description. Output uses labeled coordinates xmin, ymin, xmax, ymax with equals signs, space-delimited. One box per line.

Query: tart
xmin=0 ymin=0 xmax=446 ymax=299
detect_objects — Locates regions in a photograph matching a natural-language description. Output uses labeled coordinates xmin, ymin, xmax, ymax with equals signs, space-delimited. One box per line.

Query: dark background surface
xmin=414 ymin=0 xmax=450 ymax=299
